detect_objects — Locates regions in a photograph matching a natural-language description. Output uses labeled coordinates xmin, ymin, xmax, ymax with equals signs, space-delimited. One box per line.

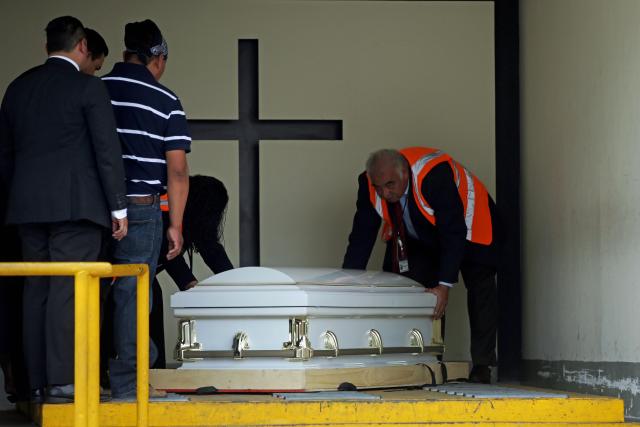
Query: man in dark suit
xmin=0 ymin=16 xmax=128 ymax=403
xmin=343 ymin=148 xmax=500 ymax=383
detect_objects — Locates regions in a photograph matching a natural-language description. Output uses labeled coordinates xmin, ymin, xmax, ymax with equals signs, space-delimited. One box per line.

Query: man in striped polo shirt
xmin=103 ymin=19 xmax=190 ymax=399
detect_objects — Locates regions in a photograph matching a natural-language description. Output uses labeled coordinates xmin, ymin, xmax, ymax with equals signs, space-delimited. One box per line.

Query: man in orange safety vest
xmin=343 ymin=148 xmax=501 ymax=383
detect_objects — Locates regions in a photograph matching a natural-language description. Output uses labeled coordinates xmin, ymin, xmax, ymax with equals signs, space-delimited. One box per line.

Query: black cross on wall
xmin=189 ymin=39 xmax=343 ymax=267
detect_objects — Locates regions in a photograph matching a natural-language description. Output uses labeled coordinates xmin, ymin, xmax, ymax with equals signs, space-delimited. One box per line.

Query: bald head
xmin=365 ymin=149 xmax=410 ymax=203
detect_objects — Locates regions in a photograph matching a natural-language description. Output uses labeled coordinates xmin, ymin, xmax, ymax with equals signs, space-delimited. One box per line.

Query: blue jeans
xmin=108 ymin=200 xmax=162 ymax=398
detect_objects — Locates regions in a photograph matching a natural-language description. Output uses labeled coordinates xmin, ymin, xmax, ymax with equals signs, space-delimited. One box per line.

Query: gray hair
xmin=365 ymin=149 xmax=408 ymax=178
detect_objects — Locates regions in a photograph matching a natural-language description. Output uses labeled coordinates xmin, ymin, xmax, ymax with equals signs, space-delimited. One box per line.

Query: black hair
xmin=85 ymin=28 xmax=108 ymax=59
xmin=183 ymin=175 xmax=229 ymax=252
xmin=45 ymin=16 xmax=85 ymax=54
xmin=124 ymin=19 xmax=164 ymax=65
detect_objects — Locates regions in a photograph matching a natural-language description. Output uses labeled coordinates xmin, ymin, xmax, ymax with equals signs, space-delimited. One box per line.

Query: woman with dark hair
xmin=151 ymin=175 xmax=233 ymax=368
xmin=158 ymin=175 xmax=233 ymax=288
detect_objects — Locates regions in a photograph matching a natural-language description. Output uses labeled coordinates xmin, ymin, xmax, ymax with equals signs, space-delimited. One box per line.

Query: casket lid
xmin=198 ymin=267 xmax=421 ymax=287
xmin=172 ymin=267 xmax=435 ymax=310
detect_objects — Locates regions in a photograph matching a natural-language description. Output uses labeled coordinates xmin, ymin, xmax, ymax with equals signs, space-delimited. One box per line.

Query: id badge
xmin=397 ymin=236 xmax=410 ymax=273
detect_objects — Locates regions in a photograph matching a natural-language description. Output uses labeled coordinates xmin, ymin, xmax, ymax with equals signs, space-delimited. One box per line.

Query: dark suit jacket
xmin=342 ymin=163 xmax=499 ymax=287
xmin=0 ymin=57 xmax=126 ymax=229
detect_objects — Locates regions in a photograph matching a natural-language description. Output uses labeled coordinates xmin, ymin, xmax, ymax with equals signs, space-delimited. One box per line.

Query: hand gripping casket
xmin=157 ymin=267 xmax=453 ymax=392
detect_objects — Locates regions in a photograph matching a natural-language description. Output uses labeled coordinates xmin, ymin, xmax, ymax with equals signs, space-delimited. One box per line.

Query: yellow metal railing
xmin=0 ymin=262 xmax=150 ymax=427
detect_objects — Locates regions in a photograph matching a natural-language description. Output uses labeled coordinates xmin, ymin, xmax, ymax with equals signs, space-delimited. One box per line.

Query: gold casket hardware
xmin=409 ymin=328 xmax=425 ymax=353
xmin=367 ymin=329 xmax=383 ymax=355
xmin=179 ymin=319 xmax=445 ymax=360
xmin=322 ymin=330 xmax=339 ymax=357
xmin=175 ymin=319 xmax=202 ymax=361
xmin=282 ymin=318 xmax=313 ymax=360
xmin=233 ymin=331 xmax=250 ymax=359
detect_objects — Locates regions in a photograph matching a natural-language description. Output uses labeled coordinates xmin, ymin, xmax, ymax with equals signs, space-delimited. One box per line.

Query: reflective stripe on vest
xmin=409 ymin=149 xmax=443 ymax=217
xmin=461 ymin=162 xmax=475 ymax=241
xmin=367 ymin=147 xmax=492 ymax=245
xmin=160 ymin=194 xmax=169 ymax=212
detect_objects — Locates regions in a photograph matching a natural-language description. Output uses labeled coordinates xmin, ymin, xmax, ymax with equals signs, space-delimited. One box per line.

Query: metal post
xmin=0 ymin=262 xmax=150 ymax=426
xmin=74 ymin=271 xmax=89 ymax=427
xmin=137 ymin=267 xmax=150 ymax=427
xmin=87 ymin=275 xmax=101 ymax=426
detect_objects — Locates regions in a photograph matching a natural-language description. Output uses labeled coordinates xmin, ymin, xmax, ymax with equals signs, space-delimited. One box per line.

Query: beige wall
xmin=522 ymin=0 xmax=640 ymax=363
xmin=0 ymin=1 xmax=495 ymax=364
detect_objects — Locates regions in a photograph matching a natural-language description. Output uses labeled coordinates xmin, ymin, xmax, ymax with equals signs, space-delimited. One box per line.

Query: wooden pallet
xmin=149 ymin=362 xmax=469 ymax=392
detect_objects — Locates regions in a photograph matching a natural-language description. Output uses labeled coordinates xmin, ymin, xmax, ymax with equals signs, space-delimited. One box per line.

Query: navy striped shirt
xmin=102 ymin=62 xmax=191 ymax=196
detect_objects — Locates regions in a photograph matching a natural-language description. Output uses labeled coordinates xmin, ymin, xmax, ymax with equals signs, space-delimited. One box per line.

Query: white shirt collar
xmin=49 ymin=55 xmax=80 ymax=72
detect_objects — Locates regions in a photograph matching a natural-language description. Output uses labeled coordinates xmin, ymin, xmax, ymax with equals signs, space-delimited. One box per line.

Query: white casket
xmin=153 ymin=267 xmax=463 ymax=392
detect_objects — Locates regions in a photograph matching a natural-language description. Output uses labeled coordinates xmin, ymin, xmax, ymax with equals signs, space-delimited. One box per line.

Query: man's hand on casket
xmin=427 ymin=284 xmax=449 ymax=319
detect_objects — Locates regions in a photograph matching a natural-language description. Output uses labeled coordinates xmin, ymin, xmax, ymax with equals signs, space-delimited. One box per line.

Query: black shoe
xmin=30 ymin=388 xmax=46 ymax=404
xmin=46 ymin=384 xmax=74 ymax=404
xmin=468 ymin=365 xmax=491 ymax=384
xmin=99 ymin=387 xmax=112 ymax=402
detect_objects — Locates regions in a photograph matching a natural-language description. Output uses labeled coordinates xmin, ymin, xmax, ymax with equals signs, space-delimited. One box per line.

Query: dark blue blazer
xmin=0 ymin=57 xmax=126 ymax=228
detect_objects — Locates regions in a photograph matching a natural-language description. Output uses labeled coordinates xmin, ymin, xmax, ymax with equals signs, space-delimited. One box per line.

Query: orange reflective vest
xmin=160 ymin=194 xmax=169 ymax=212
xmin=367 ymin=147 xmax=493 ymax=245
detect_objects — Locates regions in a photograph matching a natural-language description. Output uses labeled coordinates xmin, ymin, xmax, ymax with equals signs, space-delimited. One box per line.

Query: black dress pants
xmin=0 ymin=225 xmax=29 ymax=399
xmin=19 ymin=221 xmax=103 ymax=388
xmin=460 ymin=262 xmax=497 ymax=367
xmin=383 ymin=238 xmax=498 ymax=367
